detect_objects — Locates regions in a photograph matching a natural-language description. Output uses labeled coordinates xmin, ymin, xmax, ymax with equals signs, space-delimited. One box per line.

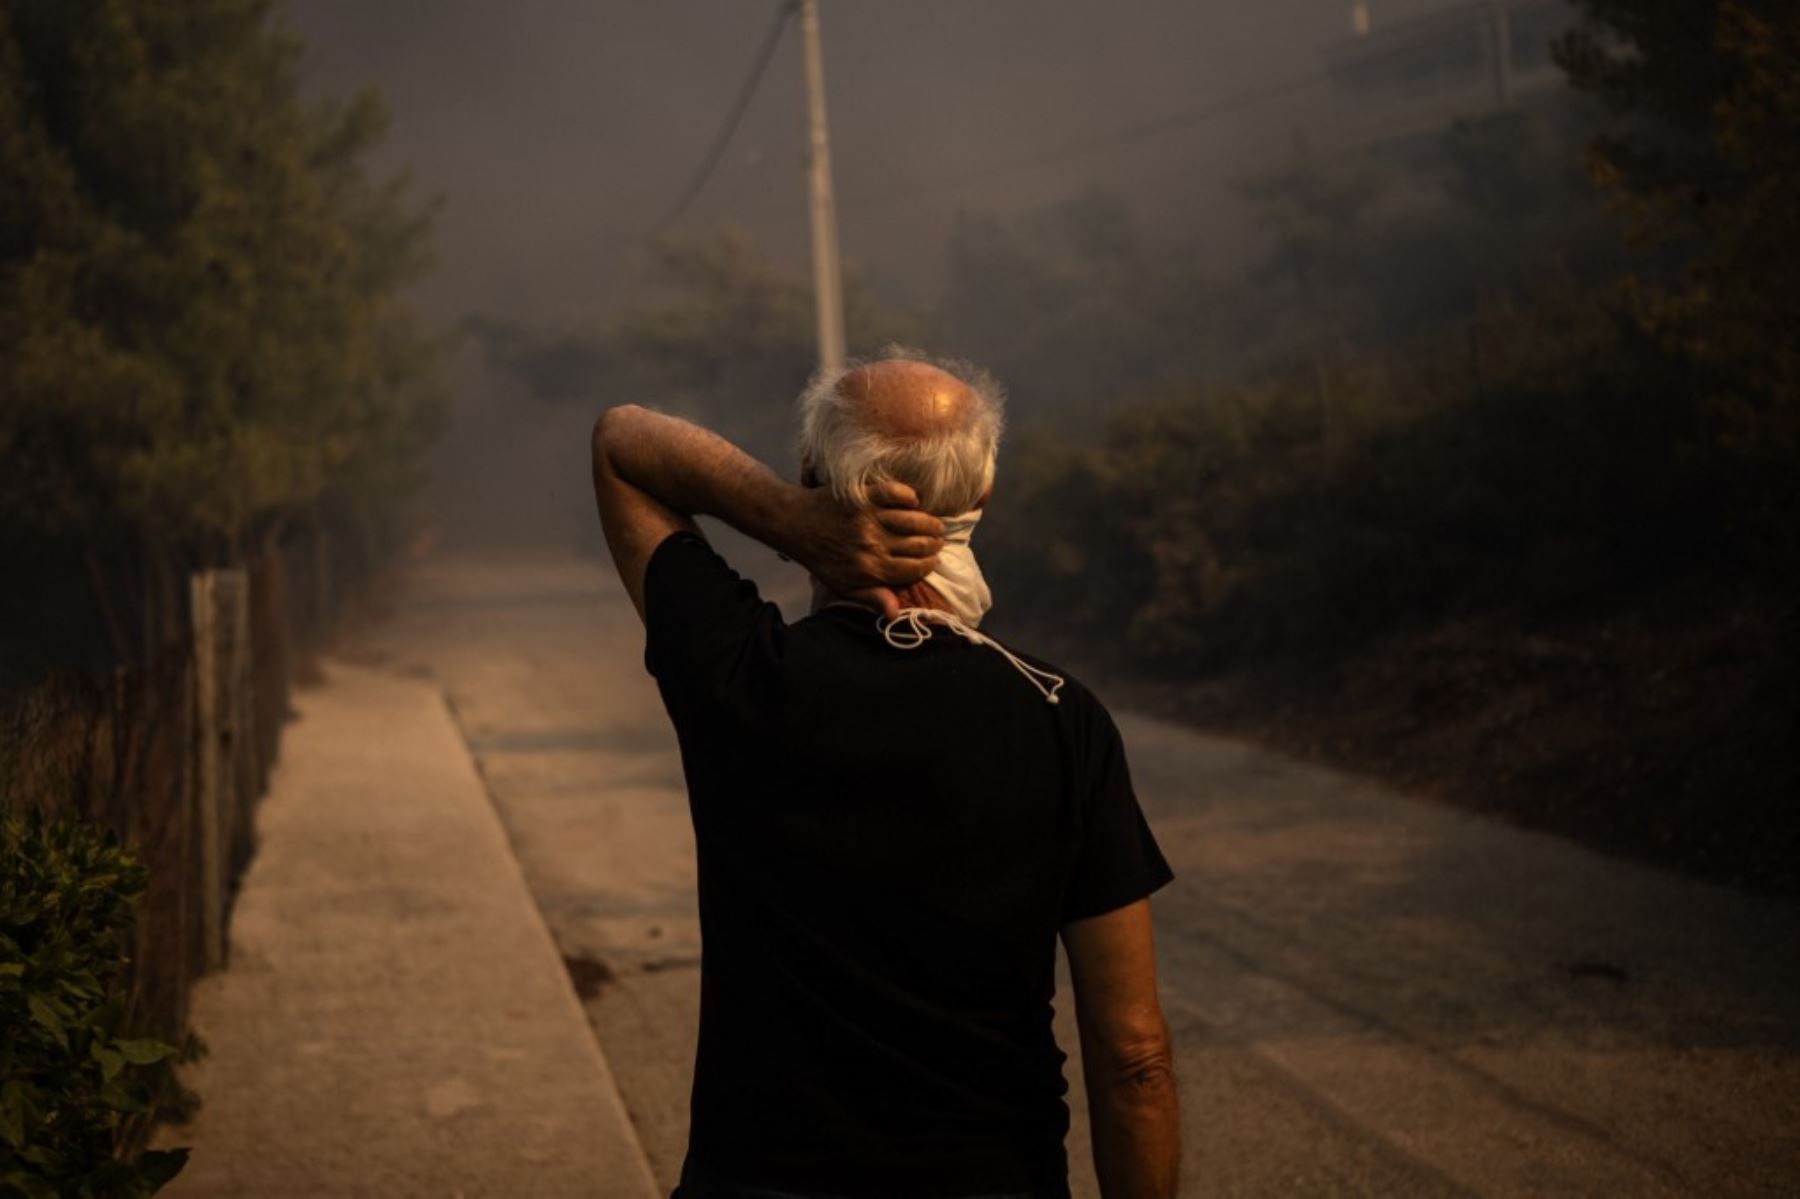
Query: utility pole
xmin=799 ymin=0 xmax=846 ymax=375
xmin=1488 ymin=0 xmax=1514 ymax=108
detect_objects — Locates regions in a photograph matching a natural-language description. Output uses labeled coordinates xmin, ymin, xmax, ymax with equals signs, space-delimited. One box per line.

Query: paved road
xmin=357 ymin=547 xmax=1800 ymax=1197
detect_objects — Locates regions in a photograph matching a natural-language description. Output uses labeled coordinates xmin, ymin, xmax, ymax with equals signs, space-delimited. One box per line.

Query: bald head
xmin=836 ymin=360 xmax=979 ymax=443
xmin=796 ymin=348 xmax=1005 ymax=516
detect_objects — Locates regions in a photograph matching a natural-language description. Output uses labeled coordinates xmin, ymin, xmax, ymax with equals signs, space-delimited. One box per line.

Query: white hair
xmin=794 ymin=344 xmax=1006 ymax=517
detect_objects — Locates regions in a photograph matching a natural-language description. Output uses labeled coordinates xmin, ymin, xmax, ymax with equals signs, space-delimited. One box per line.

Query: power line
xmin=840 ymin=69 xmax=1334 ymax=212
xmin=657 ymin=0 xmax=799 ymax=233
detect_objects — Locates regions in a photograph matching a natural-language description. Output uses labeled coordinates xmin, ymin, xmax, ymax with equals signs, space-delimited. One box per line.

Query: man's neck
xmin=811 ymin=578 xmax=955 ymax=617
xmin=892 ymin=579 xmax=954 ymax=614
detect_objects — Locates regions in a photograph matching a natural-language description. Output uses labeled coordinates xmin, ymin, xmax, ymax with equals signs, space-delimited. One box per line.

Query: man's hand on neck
xmin=591 ymin=405 xmax=945 ymax=621
xmin=794 ymin=481 xmax=960 ymax=619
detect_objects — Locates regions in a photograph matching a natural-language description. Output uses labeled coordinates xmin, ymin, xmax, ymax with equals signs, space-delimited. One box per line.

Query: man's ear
xmin=976 ymin=483 xmax=992 ymax=509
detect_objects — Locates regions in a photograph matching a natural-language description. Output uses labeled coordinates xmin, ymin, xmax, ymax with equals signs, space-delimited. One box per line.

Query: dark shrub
xmin=0 ymin=815 xmax=187 ymax=1198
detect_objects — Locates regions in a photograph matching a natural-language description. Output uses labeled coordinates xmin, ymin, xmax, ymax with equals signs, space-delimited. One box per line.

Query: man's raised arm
xmin=589 ymin=405 xmax=944 ymax=621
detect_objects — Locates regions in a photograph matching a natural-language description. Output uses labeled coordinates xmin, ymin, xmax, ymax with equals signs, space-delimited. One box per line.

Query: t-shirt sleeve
xmin=1060 ymin=703 xmax=1175 ymax=924
xmin=641 ymin=529 xmax=783 ymax=712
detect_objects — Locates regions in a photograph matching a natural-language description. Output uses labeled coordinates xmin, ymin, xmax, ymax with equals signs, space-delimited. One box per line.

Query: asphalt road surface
xmin=355 ymin=546 xmax=1800 ymax=1197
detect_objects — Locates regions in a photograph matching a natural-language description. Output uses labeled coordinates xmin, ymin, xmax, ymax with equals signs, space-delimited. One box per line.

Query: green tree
xmin=1557 ymin=0 xmax=1800 ymax=567
xmin=0 ymin=0 xmax=441 ymax=664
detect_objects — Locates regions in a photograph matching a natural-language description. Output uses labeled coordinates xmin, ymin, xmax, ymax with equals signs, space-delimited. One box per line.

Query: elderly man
xmin=590 ymin=348 xmax=1178 ymax=1199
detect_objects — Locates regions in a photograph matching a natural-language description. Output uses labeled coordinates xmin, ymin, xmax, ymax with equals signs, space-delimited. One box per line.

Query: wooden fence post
xmin=190 ymin=567 xmax=250 ymax=973
xmin=177 ymin=645 xmax=199 ymax=992
xmin=228 ymin=568 xmax=254 ymax=883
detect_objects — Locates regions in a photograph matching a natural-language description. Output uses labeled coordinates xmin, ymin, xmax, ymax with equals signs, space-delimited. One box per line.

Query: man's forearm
xmin=592 ymin=404 xmax=804 ymax=557
xmin=1089 ymin=1075 xmax=1181 ymax=1198
xmin=591 ymin=403 xmax=943 ymax=615
xmin=1086 ymin=1051 xmax=1181 ymax=1199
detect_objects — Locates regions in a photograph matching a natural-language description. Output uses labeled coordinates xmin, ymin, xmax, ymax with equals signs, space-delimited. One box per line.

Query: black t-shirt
xmin=643 ymin=531 xmax=1174 ymax=1199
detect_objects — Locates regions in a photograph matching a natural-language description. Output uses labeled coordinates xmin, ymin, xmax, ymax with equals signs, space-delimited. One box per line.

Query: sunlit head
xmin=795 ymin=345 xmax=1005 ymax=516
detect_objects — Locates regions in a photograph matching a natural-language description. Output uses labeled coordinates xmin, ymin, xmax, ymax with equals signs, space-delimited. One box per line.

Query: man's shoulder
xmin=647 ymin=529 xmax=783 ymax=614
xmin=642 ymin=529 xmax=790 ymax=696
xmin=996 ymin=636 xmax=1110 ymax=719
xmin=911 ymin=619 xmax=1111 ymax=723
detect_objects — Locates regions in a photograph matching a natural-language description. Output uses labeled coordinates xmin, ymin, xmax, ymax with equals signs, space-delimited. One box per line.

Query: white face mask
xmin=922 ymin=509 xmax=992 ymax=627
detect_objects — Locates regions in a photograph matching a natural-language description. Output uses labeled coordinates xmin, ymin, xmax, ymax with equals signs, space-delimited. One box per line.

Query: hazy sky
xmin=290 ymin=0 xmax=1457 ymax=330
xmin=285 ymin=0 xmax=1485 ymax=550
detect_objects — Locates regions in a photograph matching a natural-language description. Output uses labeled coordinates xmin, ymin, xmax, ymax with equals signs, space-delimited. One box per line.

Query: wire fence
xmin=0 ymin=526 xmax=373 ymax=1144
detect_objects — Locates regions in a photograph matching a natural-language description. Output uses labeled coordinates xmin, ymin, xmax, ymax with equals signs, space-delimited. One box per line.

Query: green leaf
xmin=90 ymin=1043 xmax=125 ymax=1082
xmin=0 ymin=1169 xmax=57 ymax=1199
xmin=97 ymin=1079 xmax=146 ymax=1115
xmin=114 ymin=1039 xmax=176 ymax=1066
xmin=24 ymin=996 xmax=62 ymax=1047
xmin=0 ymin=1079 xmax=27 ymax=1149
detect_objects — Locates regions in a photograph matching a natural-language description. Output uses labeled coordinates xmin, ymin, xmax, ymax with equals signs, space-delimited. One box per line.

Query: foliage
xmin=984 ymin=272 xmax=1743 ymax=669
xmin=980 ymin=0 xmax=1798 ymax=657
xmin=1557 ymin=0 xmax=1800 ymax=572
xmin=0 ymin=0 xmax=442 ymax=665
xmin=0 ymin=815 xmax=186 ymax=1197
xmin=929 ymin=106 xmax=1614 ymax=426
xmin=1226 ymin=104 xmax=1620 ymax=354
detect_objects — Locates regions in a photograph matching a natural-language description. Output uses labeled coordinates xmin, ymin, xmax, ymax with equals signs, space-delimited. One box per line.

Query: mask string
xmin=877 ymin=608 xmax=1065 ymax=705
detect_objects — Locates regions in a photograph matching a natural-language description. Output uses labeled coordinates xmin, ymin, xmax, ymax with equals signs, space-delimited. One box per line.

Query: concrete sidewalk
xmin=154 ymin=660 xmax=662 ymax=1198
